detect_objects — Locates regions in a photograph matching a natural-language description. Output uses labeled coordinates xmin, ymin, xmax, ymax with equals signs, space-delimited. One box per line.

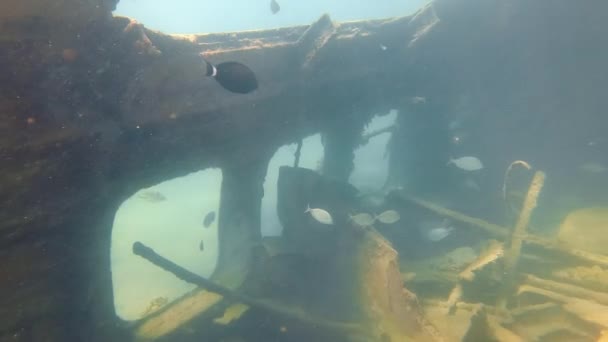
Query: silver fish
xmin=447 ymin=156 xmax=483 ymax=171
xmin=305 ymin=205 xmax=333 ymax=225
xmin=375 ymin=210 xmax=400 ymax=224
xmin=137 ymin=190 xmax=167 ymax=203
xmin=349 ymin=213 xmax=376 ymax=227
xmin=425 ymin=227 xmax=454 ymax=241
xmin=420 ymin=219 xmax=454 ymax=242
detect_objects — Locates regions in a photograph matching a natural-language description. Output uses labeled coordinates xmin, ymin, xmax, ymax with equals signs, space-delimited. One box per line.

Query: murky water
xmin=2 ymin=0 xmax=607 ymax=341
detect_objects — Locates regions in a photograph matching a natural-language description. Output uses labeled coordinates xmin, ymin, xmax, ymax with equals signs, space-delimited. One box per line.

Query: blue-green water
xmin=2 ymin=0 xmax=608 ymax=341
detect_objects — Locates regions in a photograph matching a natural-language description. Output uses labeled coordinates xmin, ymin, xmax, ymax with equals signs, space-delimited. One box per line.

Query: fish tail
xmin=304 ymin=204 xmax=311 ymax=213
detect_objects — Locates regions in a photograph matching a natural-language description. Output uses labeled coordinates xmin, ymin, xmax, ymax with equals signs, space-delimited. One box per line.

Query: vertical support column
xmin=385 ymin=102 xmax=451 ymax=193
xmin=214 ymin=151 xmax=271 ymax=288
xmin=321 ymin=111 xmax=366 ymax=181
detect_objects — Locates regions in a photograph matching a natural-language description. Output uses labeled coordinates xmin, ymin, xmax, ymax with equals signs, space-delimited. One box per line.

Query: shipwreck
xmin=1 ymin=0 xmax=608 ymax=341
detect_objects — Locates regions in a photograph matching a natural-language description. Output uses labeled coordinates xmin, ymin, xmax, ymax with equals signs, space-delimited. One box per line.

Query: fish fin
xmin=205 ymin=60 xmax=217 ymax=77
xmin=213 ymin=61 xmax=258 ymax=94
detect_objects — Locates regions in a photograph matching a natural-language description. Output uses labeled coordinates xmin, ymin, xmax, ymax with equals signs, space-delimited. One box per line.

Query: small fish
xmin=349 ymin=212 xmax=376 ymax=227
xmin=137 ymin=190 xmax=167 ymax=203
xmin=419 ymin=219 xmax=453 ymax=241
xmin=203 ymin=59 xmax=258 ymax=94
xmin=199 ymin=240 xmax=205 ymax=251
xmin=214 ymin=303 xmax=249 ymax=325
xmin=270 ymin=0 xmax=280 ymax=14
xmin=379 ymin=44 xmax=387 ymax=51
xmin=203 ymin=211 xmax=216 ymax=228
xmin=410 ymin=96 xmax=426 ymax=104
xmin=375 ymin=210 xmax=400 ymax=224
xmin=424 ymin=226 xmax=454 ymax=242
xmin=447 ymin=156 xmax=483 ymax=171
xmin=305 ymin=204 xmax=333 ymax=225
